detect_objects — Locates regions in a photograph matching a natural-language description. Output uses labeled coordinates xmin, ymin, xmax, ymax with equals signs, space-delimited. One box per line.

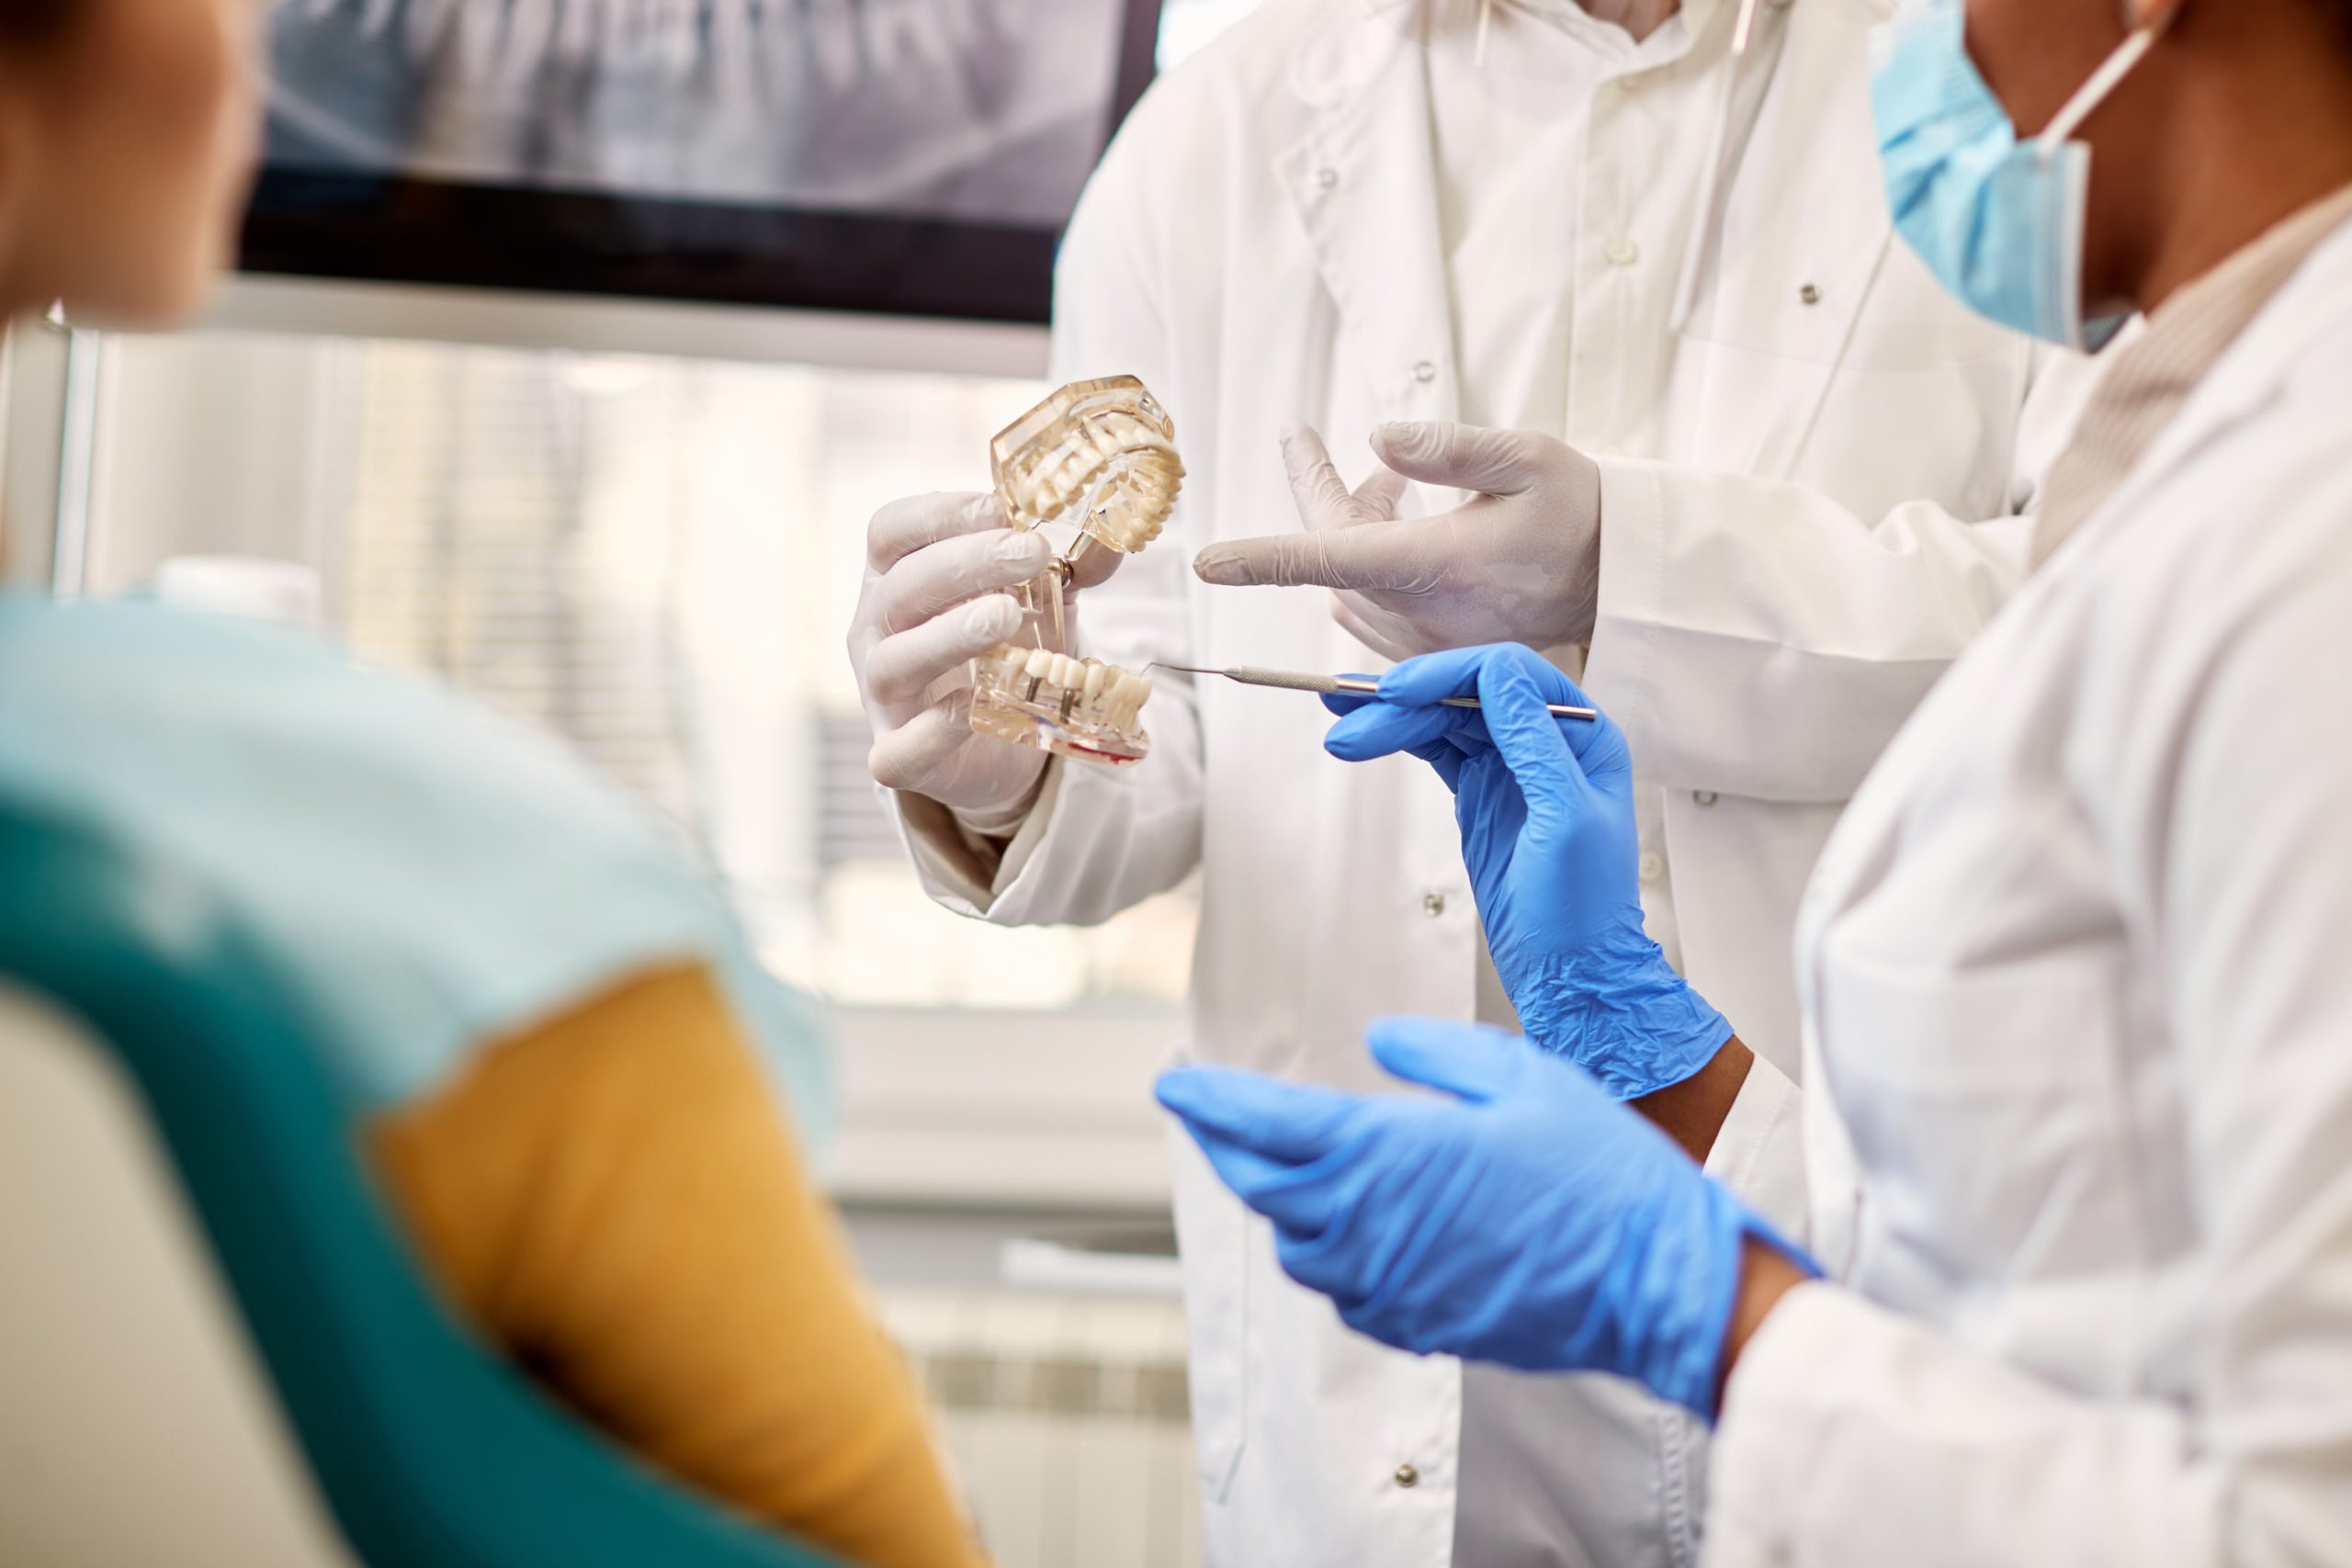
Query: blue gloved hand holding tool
xmin=1156 ymin=1021 xmax=1811 ymax=1417
xmin=1322 ymin=642 xmax=1729 ymax=1100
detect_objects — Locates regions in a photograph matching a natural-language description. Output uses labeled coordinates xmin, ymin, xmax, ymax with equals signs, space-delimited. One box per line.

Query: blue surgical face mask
xmin=1871 ymin=0 xmax=2159 ymax=351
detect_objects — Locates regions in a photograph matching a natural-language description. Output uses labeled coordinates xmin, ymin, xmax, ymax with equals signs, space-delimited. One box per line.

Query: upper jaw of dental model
xmin=989 ymin=375 xmax=1185 ymax=556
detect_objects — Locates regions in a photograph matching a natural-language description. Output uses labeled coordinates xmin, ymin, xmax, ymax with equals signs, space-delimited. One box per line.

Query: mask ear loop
xmin=2033 ymin=23 xmax=2162 ymax=158
xmin=2028 ymin=15 xmax=2168 ymax=348
xmin=1731 ymin=0 xmax=1762 ymax=54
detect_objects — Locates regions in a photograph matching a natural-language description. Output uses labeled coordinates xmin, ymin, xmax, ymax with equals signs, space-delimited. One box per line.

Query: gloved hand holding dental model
xmin=1156 ymin=1018 xmax=1812 ymax=1418
xmin=1323 ymin=642 xmax=1731 ymax=1100
xmin=850 ymin=376 xmax=1182 ymax=822
xmin=849 ymin=491 xmax=1083 ymax=821
xmin=1191 ymin=423 xmax=1603 ymax=662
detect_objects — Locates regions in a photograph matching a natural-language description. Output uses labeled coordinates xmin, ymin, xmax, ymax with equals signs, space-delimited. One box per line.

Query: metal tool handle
xmin=1442 ymin=693 xmax=1599 ymax=721
xmin=1227 ymin=665 xmax=1350 ymax=695
xmin=1251 ymin=669 xmax=1596 ymax=721
xmin=1158 ymin=664 xmax=1597 ymax=721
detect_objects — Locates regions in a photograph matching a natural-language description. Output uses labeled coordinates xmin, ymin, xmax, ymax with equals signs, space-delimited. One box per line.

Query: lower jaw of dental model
xmin=969 ymin=644 xmax=1153 ymax=767
xmin=990 ymin=375 xmax=1185 ymax=558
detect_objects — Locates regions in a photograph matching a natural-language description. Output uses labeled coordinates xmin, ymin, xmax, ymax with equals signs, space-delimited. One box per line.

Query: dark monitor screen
xmin=239 ymin=0 xmax=1166 ymax=323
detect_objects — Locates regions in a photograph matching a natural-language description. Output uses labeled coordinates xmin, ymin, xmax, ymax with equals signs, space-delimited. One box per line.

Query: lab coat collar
xmin=1276 ymin=14 xmax=1464 ymax=425
xmin=2066 ymin=209 xmax=2352 ymax=565
xmin=1339 ymin=0 xmax=1791 ymax=43
xmin=1272 ymin=0 xmax=1894 ymax=471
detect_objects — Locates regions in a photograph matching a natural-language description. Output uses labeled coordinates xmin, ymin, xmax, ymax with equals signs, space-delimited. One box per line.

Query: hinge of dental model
xmin=967 ymin=375 xmax=1184 ymax=768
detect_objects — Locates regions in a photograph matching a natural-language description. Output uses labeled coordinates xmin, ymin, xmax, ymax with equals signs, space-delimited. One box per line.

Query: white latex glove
xmin=849 ymin=491 xmax=1117 ymax=818
xmin=1192 ymin=423 xmax=1603 ymax=662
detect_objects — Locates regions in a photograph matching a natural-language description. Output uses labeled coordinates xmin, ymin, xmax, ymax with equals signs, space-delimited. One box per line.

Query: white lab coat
xmin=1703 ymin=212 xmax=2352 ymax=1567
xmin=897 ymin=1 xmax=2086 ymax=1562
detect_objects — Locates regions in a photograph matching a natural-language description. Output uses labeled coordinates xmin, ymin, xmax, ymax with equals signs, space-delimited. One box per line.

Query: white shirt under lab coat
xmin=1707 ymin=215 xmax=2352 ymax=1565
xmin=897 ymin=1 xmax=2083 ymax=1562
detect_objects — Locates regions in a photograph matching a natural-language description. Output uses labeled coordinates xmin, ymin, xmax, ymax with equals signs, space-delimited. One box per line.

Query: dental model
xmin=968 ymin=374 xmax=1181 ymax=768
xmin=989 ymin=374 xmax=1184 ymax=558
xmin=968 ymin=646 xmax=1155 ymax=767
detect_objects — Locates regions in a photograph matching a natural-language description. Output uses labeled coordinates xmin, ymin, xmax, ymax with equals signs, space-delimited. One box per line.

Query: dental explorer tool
xmin=1149 ymin=664 xmax=1598 ymax=722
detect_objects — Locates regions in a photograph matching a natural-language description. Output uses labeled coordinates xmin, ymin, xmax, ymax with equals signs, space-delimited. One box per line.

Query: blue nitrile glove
xmin=1156 ymin=1019 xmax=1811 ymax=1418
xmin=1322 ymin=642 xmax=1730 ymax=1100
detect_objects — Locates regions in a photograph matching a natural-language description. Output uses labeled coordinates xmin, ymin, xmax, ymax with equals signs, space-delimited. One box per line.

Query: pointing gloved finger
xmin=1196 ymin=425 xmax=1427 ymax=591
xmin=1195 ymin=513 xmax=1443 ymax=593
xmin=1192 ymin=526 xmax=1342 ymax=590
xmin=872 ymin=527 xmax=1053 ymax=635
xmin=1370 ymin=421 xmax=1551 ymax=496
xmin=1318 ymin=689 xmax=1376 ymax=718
xmin=864 ymin=594 xmax=1023 ymax=707
xmin=1368 ymin=1015 xmax=1544 ymax=1105
xmin=867 ymin=702 xmax=978 ymax=795
xmin=866 ymin=491 xmax=1007 ymax=571
xmin=1156 ymin=1066 xmax=1360 ymax=1167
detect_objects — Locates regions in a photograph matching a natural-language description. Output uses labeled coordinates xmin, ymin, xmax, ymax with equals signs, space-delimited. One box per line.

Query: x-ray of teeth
xmin=265 ymin=0 xmax=1130 ymax=227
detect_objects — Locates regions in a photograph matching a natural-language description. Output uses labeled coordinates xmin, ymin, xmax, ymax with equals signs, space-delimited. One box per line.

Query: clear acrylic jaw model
xmin=988 ymin=374 xmax=1183 ymax=556
xmin=968 ymin=645 xmax=1156 ymax=768
xmin=968 ymin=375 xmax=1183 ymax=768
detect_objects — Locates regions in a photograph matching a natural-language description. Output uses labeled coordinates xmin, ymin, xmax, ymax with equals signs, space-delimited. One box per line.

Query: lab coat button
xmin=1639 ymin=851 xmax=1666 ymax=885
xmin=1799 ymin=283 xmax=1823 ymax=306
xmin=1394 ymin=1462 xmax=1420 ymax=1489
xmin=1694 ymin=790 xmax=1720 ymax=807
xmin=1317 ymin=167 xmax=1340 ymax=190
xmin=1412 ymin=360 xmax=1438 ymax=384
xmin=1606 ymin=237 xmax=1640 ymax=267
xmin=1422 ymin=891 xmax=1447 ymax=918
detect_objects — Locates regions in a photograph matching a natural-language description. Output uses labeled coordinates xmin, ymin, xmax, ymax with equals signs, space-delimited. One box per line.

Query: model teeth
xmin=973 ymin=642 xmax=1152 ymax=734
xmin=973 ymin=376 xmax=1172 ymax=766
xmin=990 ymin=374 xmax=1186 ymax=554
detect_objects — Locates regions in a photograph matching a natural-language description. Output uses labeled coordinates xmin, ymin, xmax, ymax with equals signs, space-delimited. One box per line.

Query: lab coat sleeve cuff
xmin=986 ymin=761 xmax=1068 ymax=902
xmin=888 ymin=789 xmax=996 ymax=917
xmin=886 ymin=761 xmax=1069 ymax=919
xmin=1705 ymin=1280 xmax=1865 ymax=1562
xmin=1701 ymin=1051 xmax=1807 ymax=1245
xmin=1586 ymin=455 xmax=1670 ymax=754
xmin=978 ymin=741 xmax=1162 ymax=924
xmin=1706 ymin=1281 xmax=2221 ymax=1568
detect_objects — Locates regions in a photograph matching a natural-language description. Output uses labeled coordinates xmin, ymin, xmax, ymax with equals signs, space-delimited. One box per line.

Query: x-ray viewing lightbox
xmin=241 ymin=0 xmax=1165 ymax=324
